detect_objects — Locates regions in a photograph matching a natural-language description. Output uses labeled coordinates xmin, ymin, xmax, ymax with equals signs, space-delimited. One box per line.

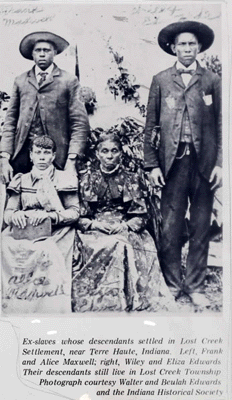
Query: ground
xmin=177 ymin=241 xmax=223 ymax=313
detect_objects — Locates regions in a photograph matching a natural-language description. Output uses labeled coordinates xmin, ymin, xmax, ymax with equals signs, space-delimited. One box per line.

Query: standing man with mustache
xmin=0 ymin=31 xmax=90 ymax=183
xmin=144 ymin=21 xmax=222 ymax=307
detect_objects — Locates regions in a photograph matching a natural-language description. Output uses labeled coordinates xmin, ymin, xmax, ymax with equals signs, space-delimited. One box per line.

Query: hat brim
xmin=158 ymin=21 xmax=214 ymax=56
xmin=19 ymin=31 xmax=69 ymax=60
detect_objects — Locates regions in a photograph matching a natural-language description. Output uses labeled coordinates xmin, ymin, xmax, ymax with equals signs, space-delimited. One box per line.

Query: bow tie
xmin=177 ymin=69 xmax=195 ymax=75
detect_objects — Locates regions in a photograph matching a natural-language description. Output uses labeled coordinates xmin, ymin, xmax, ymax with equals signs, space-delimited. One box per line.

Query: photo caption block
xmin=18 ymin=317 xmax=228 ymax=399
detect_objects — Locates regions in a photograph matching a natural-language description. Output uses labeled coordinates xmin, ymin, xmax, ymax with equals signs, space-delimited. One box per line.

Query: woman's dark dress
xmin=72 ymin=165 xmax=174 ymax=312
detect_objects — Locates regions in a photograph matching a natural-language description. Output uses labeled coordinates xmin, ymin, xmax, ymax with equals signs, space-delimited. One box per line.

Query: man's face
xmin=30 ymin=145 xmax=55 ymax=171
xmin=171 ymin=32 xmax=201 ymax=67
xmin=32 ymin=41 xmax=56 ymax=70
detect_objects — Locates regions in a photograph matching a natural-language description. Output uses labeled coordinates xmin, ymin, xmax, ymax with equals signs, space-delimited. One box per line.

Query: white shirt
xmin=176 ymin=60 xmax=197 ymax=87
xmin=35 ymin=63 xmax=54 ymax=84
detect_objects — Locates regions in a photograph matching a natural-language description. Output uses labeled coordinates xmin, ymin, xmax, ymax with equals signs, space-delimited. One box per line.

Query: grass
xmin=178 ymin=241 xmax=223 ymax=313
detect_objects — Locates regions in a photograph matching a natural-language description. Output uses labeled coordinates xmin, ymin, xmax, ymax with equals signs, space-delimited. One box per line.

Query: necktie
xmin=38 ymin=72 xmax=48 ymax=86
xmin=177 ymin=69 xmax=195 ymax=75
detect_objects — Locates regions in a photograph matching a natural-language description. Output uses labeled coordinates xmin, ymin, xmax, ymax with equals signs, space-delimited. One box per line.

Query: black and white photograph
xmin=0 ymin=1 xmax=225 ymax=315
xmin=0 ymin=1 xmax=230 ymax=399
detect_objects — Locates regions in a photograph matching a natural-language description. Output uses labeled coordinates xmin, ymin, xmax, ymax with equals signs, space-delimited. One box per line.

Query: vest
xmin=180 ymin=107 xmax=192 ymax=143
xmin=28 ymin=104 xmax=45 ymax=139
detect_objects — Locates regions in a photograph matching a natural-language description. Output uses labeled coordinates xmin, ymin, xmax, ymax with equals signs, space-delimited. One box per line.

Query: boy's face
xmin=30 ymin=145 xmax=55 ymax=170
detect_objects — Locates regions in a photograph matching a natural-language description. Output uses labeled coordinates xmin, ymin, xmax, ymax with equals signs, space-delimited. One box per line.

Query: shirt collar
xmin=31 ymin=164 xmax=55 ymax=185
xmin=176 ymin=60 xmax=197 ymax=71
xmin=35 ymin=63 xmax=54 ymax=77
xmin=100 ymin=164 xmax=120 ymax=176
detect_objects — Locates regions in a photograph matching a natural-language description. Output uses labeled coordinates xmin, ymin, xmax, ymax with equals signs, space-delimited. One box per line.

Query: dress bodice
xmin=79 ymin=166 xmax=148 ymax=219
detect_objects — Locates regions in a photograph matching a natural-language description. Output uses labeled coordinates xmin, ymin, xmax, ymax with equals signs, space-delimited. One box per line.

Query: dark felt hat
xmin=158 ymin=21 xmax=214 ymax=56
xmin=19 ymin=31 xmax=69 ymax=60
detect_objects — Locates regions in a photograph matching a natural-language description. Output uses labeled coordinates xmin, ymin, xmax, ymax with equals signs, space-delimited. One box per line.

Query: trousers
xmin=11 ymin=137 xmax=33 ymax=175
xmin=159 ymin=143 xmax=214 ymax=295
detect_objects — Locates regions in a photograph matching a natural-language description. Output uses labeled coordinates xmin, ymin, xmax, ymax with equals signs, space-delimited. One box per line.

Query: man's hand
xmin=149 ymin=167 xmax=165 ymax=189
xmin=64 ymin=158 xmax=77 ymax=174
xmin=0 ymin=158 xmax=13 ymax=185
xmin=11 ymin=211 xmax=27 ymax=229
xmin=209 ymin=166 xmax=222 ymax=191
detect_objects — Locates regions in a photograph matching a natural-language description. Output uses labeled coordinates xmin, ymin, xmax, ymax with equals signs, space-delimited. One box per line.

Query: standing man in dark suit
xmin=0 ymin=31 xmax=90 ymax=183
xmin=144 ymin=21 xmax=222 ymax=307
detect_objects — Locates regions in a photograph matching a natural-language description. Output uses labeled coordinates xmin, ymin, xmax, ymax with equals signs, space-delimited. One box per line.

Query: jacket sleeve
xmin=4 ymin=194 xmax=21 ymax=226
xmin=54 ymin=191 xmax=80 ymax=225
xmin=0 ymin=79 xmax=20 ymax=156
xmin=143 ymin=75 xmax=161 ymax=170
xmin=4 ymin=173 xmax=22 ymax=225
xmin=67 ymin=77 xmax=90 ymax=158
xmin=212 ymin=74 xmax=222 ymax=168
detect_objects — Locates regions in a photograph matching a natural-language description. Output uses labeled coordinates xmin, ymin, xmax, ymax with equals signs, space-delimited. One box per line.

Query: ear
xmin=29 ymin=150 xmax=33 ymax=161
xmin=51 ymin=152 xmax=56 ymax=162
xmin=171 ymin=44 xmax=176 ymax=54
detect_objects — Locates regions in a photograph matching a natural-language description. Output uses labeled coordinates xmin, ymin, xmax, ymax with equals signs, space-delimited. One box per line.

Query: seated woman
xmin=72 ymin=133 xmax=174 ymax=312
xmin=1 ymin=136 xmax=79 ymax=314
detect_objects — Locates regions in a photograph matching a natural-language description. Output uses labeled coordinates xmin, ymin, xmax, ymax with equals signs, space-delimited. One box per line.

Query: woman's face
xmin=96 ymin=140 xmax=121 ymax=171
xmin=30 ymin=145 xmax=55 ymax=170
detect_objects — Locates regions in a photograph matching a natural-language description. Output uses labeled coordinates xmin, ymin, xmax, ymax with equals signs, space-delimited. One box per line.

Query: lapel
xmin=171 ymin=61 xmax=204 ymax=91
xmin=185 ymin=61 xmax=203 ymax=91
xmin=39 ymin=64 xmax=60 ymax=89
xmin=171 ymin=63 xmax=185 ymax=89
xmin=27 ymin=64 xmax=60 ymax=90
xmin=28 ymin=66 xmax=39 ymax=90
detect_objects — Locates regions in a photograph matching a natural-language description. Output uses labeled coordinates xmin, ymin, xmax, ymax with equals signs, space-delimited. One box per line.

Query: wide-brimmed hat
xmin=158 ymin=21 xmax=214 ymax=56
xmin=19 ymin=31 xmax=69 ymax=60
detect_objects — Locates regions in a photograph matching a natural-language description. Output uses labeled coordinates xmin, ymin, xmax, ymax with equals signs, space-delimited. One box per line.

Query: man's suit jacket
xmin=1 ymin=64 xmax=90 ymax=169
xmin=144 ymin=62 xmax=222 ymax=180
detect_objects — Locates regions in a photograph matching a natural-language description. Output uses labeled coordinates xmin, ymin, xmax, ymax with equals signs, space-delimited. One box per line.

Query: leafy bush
xmin=107 ymin=45 xmax=146 ymax=117
xmin=201 ymin=53 xmax=222 ymax=77
xmin=78 ymin=87 xmax=97 ymax=115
